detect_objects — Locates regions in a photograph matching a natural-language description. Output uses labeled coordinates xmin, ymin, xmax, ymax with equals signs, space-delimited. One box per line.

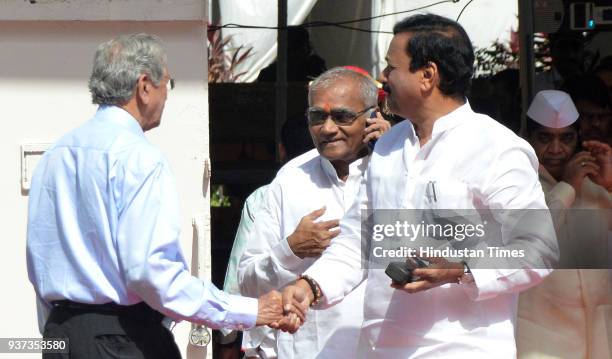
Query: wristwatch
xmin=458 ymin=261 xmax=474 ymax=285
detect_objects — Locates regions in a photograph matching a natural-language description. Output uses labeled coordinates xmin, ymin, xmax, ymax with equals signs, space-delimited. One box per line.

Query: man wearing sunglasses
xmin=237 ymin=67 xmax=389 ymax=358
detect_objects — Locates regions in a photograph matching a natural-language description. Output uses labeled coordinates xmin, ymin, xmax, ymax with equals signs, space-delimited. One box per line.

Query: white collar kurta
xmin=238 ymin=149 xmax=369 ymax=358
xmin=305 ymin=103 xmax=558 ymax=358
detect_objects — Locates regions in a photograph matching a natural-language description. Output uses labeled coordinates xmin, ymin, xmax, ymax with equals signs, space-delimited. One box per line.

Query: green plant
xmin=210 ymin=184 xmax=231 ymax=207
xmin=474 ymin=28 xmax=551 ymax=78
xmin=208 ymin=26 xmax=254 ymax=83
xmin=475 ymin=40 xmax=519 ymax=77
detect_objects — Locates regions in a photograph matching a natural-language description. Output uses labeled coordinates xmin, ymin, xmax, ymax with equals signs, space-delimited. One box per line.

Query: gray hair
xmin=308 ymin=67 xmax=378 ymax=108
xmin=88 ymin=33 xmax=167 ymax=105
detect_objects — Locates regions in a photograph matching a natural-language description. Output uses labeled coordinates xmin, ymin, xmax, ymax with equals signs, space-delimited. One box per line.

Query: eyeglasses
xmin=306 ymin=106 xmax=374 ymax=126
xmin=166 ymin=78 xmax=175 ymax=91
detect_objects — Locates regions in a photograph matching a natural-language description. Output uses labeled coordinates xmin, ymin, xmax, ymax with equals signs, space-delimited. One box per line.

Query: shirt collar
xmin=320 ymin=155 xmax=369 ymax=184
xmin=95 ymin=105 xmax=145 ymax=137
xmin=403 ymin=100 xmax=473 ymax=144
xmin=430 ymin=100 xmax=472 ymax=136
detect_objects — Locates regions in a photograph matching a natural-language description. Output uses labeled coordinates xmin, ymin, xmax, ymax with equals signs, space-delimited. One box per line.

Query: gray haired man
xmin=26 ymin=33 xmax=296 ymax=359
xmin=238 ymin=67 xmax=389 ymax=358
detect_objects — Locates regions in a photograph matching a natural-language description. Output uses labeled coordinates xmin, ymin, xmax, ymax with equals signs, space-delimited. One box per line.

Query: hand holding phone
xmin=385 ymin=257 xmax=429 ymax=285
xmin=364 ymin=110 xmax=391 ymax=149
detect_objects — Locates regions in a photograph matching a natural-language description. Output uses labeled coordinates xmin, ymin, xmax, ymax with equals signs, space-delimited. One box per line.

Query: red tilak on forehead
xmin=323 ymin=103 xmax=331 ymax=112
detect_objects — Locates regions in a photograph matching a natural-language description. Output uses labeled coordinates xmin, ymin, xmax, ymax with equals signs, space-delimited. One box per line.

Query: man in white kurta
xmin=518 ymin=90 xmax=612 ymax=359
xmin=279 ymin=14 xmax=558 ymax=358
xmin=238 ymin=67 xmax=389 ymax=358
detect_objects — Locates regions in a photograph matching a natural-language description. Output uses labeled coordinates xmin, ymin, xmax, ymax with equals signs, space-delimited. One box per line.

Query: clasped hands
xmin=564 ymin=140 xmax=612 ymax=191
xmin=255 ymin=207 xmax=340 ymax=333
xmin=256 ymin=257 xmax=464 ymax=333
xmin=255 ymin=280 xmax=313 ymax=333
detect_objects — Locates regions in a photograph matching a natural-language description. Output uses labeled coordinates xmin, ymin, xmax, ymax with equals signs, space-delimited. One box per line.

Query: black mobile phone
xmin=367 ymin=110 xmax=378 ymax=151
xmin=385 ymin=257 xmax=429 ymax=285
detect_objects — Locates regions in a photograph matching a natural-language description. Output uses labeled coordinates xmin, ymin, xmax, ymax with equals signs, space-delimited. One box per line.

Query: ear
xmin=420 ymin=61 xmax=438 ymax=92
xmin=135 ymin=74 xmax=151 ymax=105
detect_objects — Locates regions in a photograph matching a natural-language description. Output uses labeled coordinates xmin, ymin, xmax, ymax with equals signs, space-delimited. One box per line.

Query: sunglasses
xmin=306 ymin=106 xmax=374 ymax=126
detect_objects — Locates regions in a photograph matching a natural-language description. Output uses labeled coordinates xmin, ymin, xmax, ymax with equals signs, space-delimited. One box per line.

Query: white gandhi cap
xmin=527 ymin=90 xmax=579 ymax=128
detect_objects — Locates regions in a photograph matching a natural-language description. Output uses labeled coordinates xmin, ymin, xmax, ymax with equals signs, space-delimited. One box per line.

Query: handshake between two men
xmin=259 ymin=256 xmax=468 ymax=334
xmin=253 ymin=207 xmax=342 ymax=333
xmin=256 ymin=287 xmax=309 ymax=333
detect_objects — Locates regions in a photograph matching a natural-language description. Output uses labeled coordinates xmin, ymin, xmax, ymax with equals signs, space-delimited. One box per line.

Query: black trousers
xmin=43 ymin=301 xmax=181 ymax=359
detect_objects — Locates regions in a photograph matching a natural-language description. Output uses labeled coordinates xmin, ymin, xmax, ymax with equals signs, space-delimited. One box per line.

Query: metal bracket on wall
xmin=20 ymin=143 xmax=51 ymax=194
xmin=189 ymin=215 xmax=211 ymax=349
xmin=202 ymin=157 xmax=211 ymax=199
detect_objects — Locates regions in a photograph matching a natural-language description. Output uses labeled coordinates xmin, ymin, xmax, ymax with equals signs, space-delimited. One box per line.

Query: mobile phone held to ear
xmin=367 ymin=110 xmax=378 ymax=151
xmin=385 ymin=258 xmax=429 ymax=285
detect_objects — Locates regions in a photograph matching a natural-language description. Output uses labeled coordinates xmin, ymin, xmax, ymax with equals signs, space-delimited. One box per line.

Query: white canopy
xmin=217 ymin=0 xmax=318 ymax=82
xmin=216 ymin=0 xmax=518 ymax=81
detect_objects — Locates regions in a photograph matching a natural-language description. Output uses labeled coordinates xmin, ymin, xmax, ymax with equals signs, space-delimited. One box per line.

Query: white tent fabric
xmin=218 ymin=0 xmax=318 ymax=82
xmin=371 ymin=0 xmax=519 ymax=76
xmin=307 ymin=0 xmax=374 ymax=75
xmin=216 ymin=0 xmax=518 ymax=82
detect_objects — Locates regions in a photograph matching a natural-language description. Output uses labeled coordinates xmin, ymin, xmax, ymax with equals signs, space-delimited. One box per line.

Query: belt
xmin=51 ymin=300 xmax=164 ymax=323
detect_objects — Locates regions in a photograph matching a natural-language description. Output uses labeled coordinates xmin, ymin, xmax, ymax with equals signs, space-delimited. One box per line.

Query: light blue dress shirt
xmin=27 ymin=105 xmax=257 ymax=332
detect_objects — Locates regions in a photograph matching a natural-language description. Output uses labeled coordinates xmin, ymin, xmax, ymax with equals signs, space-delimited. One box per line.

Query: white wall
xmin=0 ymin=0 xmax=204 ymax=21
xmin=0 ymin=15 xmax=210 ymax=359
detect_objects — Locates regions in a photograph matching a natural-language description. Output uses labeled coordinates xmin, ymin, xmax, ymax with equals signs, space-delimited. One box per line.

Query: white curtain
xmin=371 ymin=0 xmax=519 ymax=76
xmin=217 ymin=0 xmax=518 ymax=82
xmin=307 ymin=0 xmax=374 ymax=74
xmin=218 ymin=0 xmax=318 ymax=82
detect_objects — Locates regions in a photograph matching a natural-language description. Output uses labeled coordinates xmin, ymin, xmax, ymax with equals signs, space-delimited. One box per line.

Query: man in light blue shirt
xmin=26 ymin=33 xmax=295 ymax=359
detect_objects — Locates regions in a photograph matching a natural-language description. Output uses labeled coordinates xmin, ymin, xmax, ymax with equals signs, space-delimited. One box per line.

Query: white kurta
xmin=237 ymin=149 xmax=368 ymax=358
xmin=517 ymin=167 xmax=612 ymax=359
xmin=305 ymin=103 xmax=559 ymax=358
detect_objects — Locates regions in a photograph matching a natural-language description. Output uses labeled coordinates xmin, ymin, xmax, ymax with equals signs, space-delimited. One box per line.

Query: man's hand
xmin=256 ymin=290 xmax=283 ymax=326
xmin=391 ymin=257 xmax=463 ymax=293
xmin=562 ymin=151 xmax=599 ymax=192
xmin=583 ymin=140 xmax=612 ymax=189
xmin=257 ymin=290 xmax=306 ymax=328
xmin=363 ymin=111 xmax=391 ymax=144
xmin=257 ymin=289 xmax=308 ymax=332
xmin=287 ymin=208 xmax=339 ymax=258
xmin=276 ymin=279 xmax=315 ymax=333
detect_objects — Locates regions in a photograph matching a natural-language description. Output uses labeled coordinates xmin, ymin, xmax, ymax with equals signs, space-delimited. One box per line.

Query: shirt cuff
xmin=463 ymin=268 xmax=553 ymax=301
xmin=271 ymin=239 xmax=304 ymax=271
xmin=461 ymin=268 xmax=507 ymax=301
xmin=224 ymin=294 xmax=259 ymax=330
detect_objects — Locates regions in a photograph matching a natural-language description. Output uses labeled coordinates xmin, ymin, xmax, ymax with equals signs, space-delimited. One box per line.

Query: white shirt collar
xmin=319 ymin=155 xmax=369 ymax=184
xmin=95 ymin=105 xmax=145 ymax=138
xmin=403 ymin=100 xmax=473 ymax=146
xmin=431 ymin=100 xmax=472 ymax=135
